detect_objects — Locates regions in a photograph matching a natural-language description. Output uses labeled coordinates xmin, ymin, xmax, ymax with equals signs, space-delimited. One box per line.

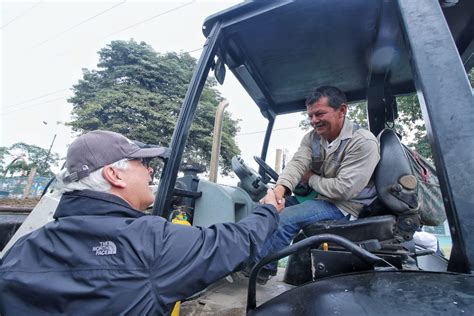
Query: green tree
xmin=3 ymin=143 xmax=59 ymax=177
xmin=68 ymin=39 xmax=240 ymax=175
xmin=342 ymin=96 xmax=433 ymax=159
xmin=394 ymin=95 xmax=433 ymax=158
xmin=347 ymin=102 xmax=369 ymax=129
xmin=0 ymin=146 xmax=8 ymax=175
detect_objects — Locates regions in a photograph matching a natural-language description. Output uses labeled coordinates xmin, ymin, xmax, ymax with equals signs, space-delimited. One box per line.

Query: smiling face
xmin=307 ymin=96 xmax=347 ymax=142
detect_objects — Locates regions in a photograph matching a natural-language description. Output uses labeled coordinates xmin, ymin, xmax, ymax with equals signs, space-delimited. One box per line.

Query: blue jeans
xmin=257 ymin=199 xmax=344 ymax=270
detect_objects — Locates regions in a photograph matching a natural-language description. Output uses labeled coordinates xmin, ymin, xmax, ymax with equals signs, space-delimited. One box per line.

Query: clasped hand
xmin=259 ymin=188 xmax=285 ymax=213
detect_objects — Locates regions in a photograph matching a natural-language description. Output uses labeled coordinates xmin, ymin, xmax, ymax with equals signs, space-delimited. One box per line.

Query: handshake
xmin=259 ymin=185 xmax=287 ymax=213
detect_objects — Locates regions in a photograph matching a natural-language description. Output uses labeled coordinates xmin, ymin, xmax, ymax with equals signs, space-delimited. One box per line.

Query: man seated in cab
xmin=0 ymin=130 xmax=283 ymax=315
xmin=252 ymin=86 xmax=380 ymax=283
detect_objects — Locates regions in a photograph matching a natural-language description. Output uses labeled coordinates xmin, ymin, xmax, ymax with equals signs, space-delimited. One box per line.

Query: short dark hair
xmin=305 ymin=86 xmax=347 ymax=110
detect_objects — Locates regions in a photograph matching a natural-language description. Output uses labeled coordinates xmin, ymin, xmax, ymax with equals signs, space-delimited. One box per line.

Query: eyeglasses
xmin=128 ymin=158 xmax=152 ymax=168
xmin=139 ymin=158 xmax=152 ymax=168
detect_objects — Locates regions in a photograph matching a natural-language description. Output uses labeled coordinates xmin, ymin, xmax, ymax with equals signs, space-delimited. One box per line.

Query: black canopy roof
xmin=203 ymin=0 xmax=473 ymax=115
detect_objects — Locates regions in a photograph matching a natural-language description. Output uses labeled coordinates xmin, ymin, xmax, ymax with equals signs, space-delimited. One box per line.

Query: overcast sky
xmin=1 ymin=0 xmax=307 ymax=182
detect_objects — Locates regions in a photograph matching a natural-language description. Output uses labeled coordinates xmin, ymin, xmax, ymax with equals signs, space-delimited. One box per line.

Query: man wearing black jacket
xmin=0 ymin=130 xmax=282 ymax=315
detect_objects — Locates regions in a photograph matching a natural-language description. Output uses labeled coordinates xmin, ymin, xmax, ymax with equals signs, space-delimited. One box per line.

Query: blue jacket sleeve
xmin=149 ymin=204 xmax=279 ymax=307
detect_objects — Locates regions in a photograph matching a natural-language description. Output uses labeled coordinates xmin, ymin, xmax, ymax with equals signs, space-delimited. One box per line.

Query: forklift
xmin=152 ymin=0 xmax=474 ymax=314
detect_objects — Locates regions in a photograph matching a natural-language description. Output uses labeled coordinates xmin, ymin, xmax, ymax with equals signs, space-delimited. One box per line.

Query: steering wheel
xmin=254 ymin=156 xmax=279 ymax=182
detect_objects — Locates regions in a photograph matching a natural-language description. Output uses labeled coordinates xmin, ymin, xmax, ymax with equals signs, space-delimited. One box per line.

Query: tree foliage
xmin=345 ymin=97 xmax=432 ymax=159
xmin=0 ymin=147 xmax=8 ymax=175
xmin=0 ymin=143 xmax=59 ymax=177
xmin=68 ymin=39 xmax=240 ymax=175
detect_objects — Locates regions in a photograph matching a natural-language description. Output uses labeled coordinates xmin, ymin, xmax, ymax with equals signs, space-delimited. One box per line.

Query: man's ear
xmin=102 ymin=166 xmax=127 ymax=188
xmin=338 ymin=103 xmax=348 ymax=117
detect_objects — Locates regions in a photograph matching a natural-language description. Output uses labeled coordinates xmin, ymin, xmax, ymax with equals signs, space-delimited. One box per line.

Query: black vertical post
xmin=152 ymin=22 xmax=221 ymax=217
xmin=367 ymin=74 xmax=387 ymax=137
xmin=258 ymin=117 xmax=275 ymax=178
xmin=395 ymin=0 xmax=474 ymax=273
xmin=367 ymin=0 xmax=399 ymax=136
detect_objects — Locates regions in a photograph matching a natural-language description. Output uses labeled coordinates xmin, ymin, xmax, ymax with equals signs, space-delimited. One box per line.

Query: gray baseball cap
xmin=63 ymin=130 xmax=168 ymax=183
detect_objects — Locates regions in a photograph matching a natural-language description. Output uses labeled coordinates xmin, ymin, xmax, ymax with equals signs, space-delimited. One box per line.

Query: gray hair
xmin=53 ymin=159 xmax=129 ymax=195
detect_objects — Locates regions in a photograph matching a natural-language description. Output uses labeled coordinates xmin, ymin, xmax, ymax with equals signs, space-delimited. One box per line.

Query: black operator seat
xmin=302 ymin=129 xmax=420 ymax=244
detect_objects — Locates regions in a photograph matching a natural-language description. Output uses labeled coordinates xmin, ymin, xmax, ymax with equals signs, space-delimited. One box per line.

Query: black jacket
xmin=0 ymin=190 xmax=279 ymax=315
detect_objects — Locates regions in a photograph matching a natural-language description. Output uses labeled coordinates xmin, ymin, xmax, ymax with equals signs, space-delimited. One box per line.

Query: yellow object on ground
xmin=171 ymin=301 xmax=181 ymax=316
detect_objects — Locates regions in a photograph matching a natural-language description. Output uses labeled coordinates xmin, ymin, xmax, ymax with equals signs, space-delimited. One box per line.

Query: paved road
xmin=180 ymin=268 xmax=294 ymax=315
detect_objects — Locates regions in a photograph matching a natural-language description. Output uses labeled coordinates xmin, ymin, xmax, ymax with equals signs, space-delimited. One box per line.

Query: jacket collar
xmin=54 ymin=190 xmax=146 ymax=219
xmin=338 ymin=117 xmax=355 ymax=140
xmin=319 ymin=117 xmax=354 ymax=155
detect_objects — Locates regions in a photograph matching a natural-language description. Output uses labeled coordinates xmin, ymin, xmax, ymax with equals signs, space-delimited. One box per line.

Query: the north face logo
xmin=92 ymin=241 xmax=117 ymax=256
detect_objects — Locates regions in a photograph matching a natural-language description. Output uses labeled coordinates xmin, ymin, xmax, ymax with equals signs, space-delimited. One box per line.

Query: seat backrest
xmin=375 ymin=129 xmax=419 ymax=215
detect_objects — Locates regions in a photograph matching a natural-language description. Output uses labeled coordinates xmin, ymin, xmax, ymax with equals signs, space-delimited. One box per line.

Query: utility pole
xmin=209 ymin=100 xmax=229 ymax=183
xmin=275 ymin=149 xmax=283 ymax=174
xmin=43 ymin=134 xmax=57 ymax=172
xmin=23 ymin=167 xmax=36 ymax=199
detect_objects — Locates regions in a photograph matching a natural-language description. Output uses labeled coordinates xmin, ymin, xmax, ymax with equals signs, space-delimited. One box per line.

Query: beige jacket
xmin=276 ymin=118 xmax=380 ymax=217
